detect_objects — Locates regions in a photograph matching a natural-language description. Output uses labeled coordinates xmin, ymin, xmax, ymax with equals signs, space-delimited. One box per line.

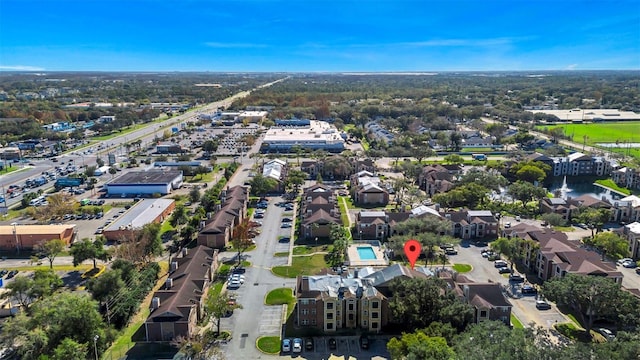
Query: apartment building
xmin=617 ymin=222 xmax=640 ymax=260
xmin=299 ymin=184 xmax=341 ymax=239
xmin=295 ymin=274 xmax=388 ymax=333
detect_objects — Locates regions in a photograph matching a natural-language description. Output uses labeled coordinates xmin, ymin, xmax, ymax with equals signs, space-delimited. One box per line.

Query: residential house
xmin=300 ymin=160 xmax=320 ymax=178
xmin=197 ymin=186 xmax=249 ymax=248
xmin=350 ymin=171 xmax=389 ymax=206
xmin=299 ymin=184 xmax=341 ymax=239
xmin=509 ymin=226 xmax=623 ymax=283
xmin=539 ymin=197 xmax=580 ymax=222
xmin=549 ymin=152 xmax=613 ymax=177
xmin=295 ymin=274 xmax=388 ymax=333
xmin=612 ymin=167 xmax=640 ymax=191
xmin=352 ymin=158 xmax=376 ymax=174
xmin=418 ymin=164 xmax=455 ymax=197
xmin=617 ymin=222 xmax=640 ymax=260
xmin=262 ymin=159 xmax=288 ymax=193
xmin=457 ymin=282 xmax=512 ymax=325
xmin=145 ymin=246 xmax=218 ymax=341
xmin=442 ymin=210 xmax=499 ymax=240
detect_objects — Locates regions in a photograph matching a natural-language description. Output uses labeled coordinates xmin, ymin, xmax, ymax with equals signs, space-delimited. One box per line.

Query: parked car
xmin=597 ymin=328 xmax=615 ymax=341
xmin=281 ymin=338 xmax=291 ymax=352
xmin=445 ymin=247 xmax=458 ymax=255
xmin=305 ymin=337 xmax=314 ymax=351
xmin=509 ymin=273 xmax=525 ymax=282
xmin=254 ymin=213 xmax=264 ymax=219
xmin=281 ymin=217 xmax=293 ymax=222
xmin=292 ymin=338 xmax=302 ymax=353
xmin=521 ymin=285 xmax=538 ymax=295
xmin=227 ymin=280 xmax=241 ymax=289
xmin=622 ymin=261 xmax=637 ymax=268
xmin=535 ymin=300 xmax=551 ymax=310
xmin=359 ymin=335 xmax=369 ymax=349
xmin=281 ymin=223 xmax=292 ymax=228
xmin=498 ymin=267 xmax=512 ymax=274
xmin=504 ymin=222 xmax=511 ymax=228
xmin=617 ymin=258 xmax=633 ymax=266
xmin=328 ymin=338 xmax=337 ymax=350
xmin=279 ymin=237 xmax=291 ymax=243
xmin=636 ymin=268 xmax=640 ymax=275
xmin=494 ymin=260 xmax=508 ymax=268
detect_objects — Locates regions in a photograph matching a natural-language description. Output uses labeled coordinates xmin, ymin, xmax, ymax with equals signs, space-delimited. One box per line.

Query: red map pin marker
xmin=404 ymin=239 xmax=421 ymax=269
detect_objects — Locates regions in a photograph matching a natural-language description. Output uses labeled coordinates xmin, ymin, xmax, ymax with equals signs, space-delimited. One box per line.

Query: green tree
xmin=87 ymin=268 xmax=126 ymax=303
xmin=507 ymin=181 xmax=547 ymax=204
xmin=70 ymin=237 xmax=110 ymax=269
xmin=205 ymin=291 xmax=242 ymax=336
xmin=389 ymin=277 xmax=473 ymax=330
xmin=388 ymin=332 xmax=454 ymax=360
xmin=574 ymin=207 xmax=612 ymax=238
xmin=34 ymin=238 xmax=66 ymax=269
xmin=3 ymin=292 xmax=106 ymax=359
xmin=541 ymin=213 xmax=566 ymax=227
xmin=486 ymin=123 xmax=507 ymax=145
xmin=443 ymin=154 xmax=464 ymax=165
xmin=509 ymin=161 xmax=551 ymax=183
xmin=285 ymin=169 xmax=307 ymax=193
xmin=543 ymin=274 xmax=640 ymax=335
xmin=249 ymin=174 xmax=277 ymax=197
xmin=169 ymin=205 xmax=189 ymax=227
xmin=189 ymin=187 xmax=202 ymax=203
xmin=2 ymin=275 xmax=34 ymax=308
xmin=585 ymin=231 xmax=629 ymax=261
xmin=52 ymin=338 xmax=87 ymax=360
xmin=30 ymin=269 xmax=63 ymax=300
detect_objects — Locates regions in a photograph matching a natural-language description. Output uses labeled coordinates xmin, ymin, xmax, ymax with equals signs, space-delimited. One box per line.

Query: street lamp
xmin=93 ymin=335 xmax=99 ymax=360
xmin=315 ymin=237 xmax=318 ymax=249
xmin=359 ymin=230 xmax=363 ymax=242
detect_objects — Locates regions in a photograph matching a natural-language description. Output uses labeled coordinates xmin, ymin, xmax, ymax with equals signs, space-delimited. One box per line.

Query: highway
xmin=0 ymin=78 xmax=286 ymax=210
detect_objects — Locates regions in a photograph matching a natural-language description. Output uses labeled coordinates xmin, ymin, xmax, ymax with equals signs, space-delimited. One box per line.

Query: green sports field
xmin=536 ymin=122 xmax=640 ymax=160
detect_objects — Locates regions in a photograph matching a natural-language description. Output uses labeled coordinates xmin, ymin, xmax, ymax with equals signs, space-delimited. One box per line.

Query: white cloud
xmin=566 ymin=64 xmax=578 ymax=70
xmin=204 ymin=42 xmax=268 ymax=49
xmin=0 ymin=65 xmax=45 ymax=71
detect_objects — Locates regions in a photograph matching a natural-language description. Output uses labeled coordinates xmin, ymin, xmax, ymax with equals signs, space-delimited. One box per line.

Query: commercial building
xmin=102 ymin=199 xmax=175 ymax=241
xmin=261 ymin=120 xmax=345 ymax=153
xmin=145 ymin=246 xmax=218 ymax=341
xmin=0 ymin=224 xmax=76 ymax=251
xmin=106 ymin=170 xmax=183 ymax=197
xmin=526 ymin=108 xmax=640 ymax=122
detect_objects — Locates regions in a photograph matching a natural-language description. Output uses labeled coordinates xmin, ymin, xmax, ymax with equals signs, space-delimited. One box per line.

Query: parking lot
xmin=281 ymin=335 xmax=391 ymax=359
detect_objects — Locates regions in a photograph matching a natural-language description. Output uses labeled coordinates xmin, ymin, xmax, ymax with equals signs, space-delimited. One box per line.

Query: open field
xmin=536 ymin=122 xmax=640 ymax=160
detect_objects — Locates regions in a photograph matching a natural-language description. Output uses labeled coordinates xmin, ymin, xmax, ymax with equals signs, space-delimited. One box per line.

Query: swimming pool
xmin=356 ymin=246 xmax=377 ymax=260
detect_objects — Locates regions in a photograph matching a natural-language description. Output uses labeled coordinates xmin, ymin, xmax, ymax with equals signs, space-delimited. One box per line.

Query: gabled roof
xmin=302 ymin=209 xmax=340 ymax=225
xmin=147 ymin=246 xmax=215 ymax=323
xmin=459 ymin=283 xmax=512 ymax=308
xmin=363 ymin=264 xmax=427 ymax=287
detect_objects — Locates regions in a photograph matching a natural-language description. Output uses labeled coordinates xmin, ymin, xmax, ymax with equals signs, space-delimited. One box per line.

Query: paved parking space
xmin=259 ymin=306 xmax=284 ymax=335
xmin=280 ymin=336 xmax=391 ymax=360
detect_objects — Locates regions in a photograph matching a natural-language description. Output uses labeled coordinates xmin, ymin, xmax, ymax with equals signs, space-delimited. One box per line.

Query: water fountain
xmin=559 ymin=176 xmax=571 ymax=200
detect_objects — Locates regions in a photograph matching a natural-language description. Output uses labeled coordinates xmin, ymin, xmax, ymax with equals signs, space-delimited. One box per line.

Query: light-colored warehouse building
xmin=261 ymin=120 xmax=345 ymax=153
xmin=102 ymin=199 xmax=175 ymax=241
xmin=106 ymin=170 xmax=183 ymax=197
xmin=0 ymin=224 xmax=76 ymax=251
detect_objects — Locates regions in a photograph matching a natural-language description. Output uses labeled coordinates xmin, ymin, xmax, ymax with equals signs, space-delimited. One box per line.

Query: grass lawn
xmin=265 ymin=288 xmax=294 ymax=305
xmin=536 ymin=122 xmax=640 ymax=160
xmin=452 ymin=264 xmax=472 ymax=273
xmin=256 ymin=336 xmax=281 ymax=354
xmin=272 ymin=254 xmax=328 ymax=278
xmin=4 ymin=264 xmax=94 ymax=272
xmin=595 ymin=179 xmax=632 ymax=195
xmin=186 ymin=171 xmax=215 ymax=183
xmin=511 ymin=314 xmax=524 ymax=329
xmin=274 ymin=252 xmax=289 ymax=257
xmin=159 ymin=220 xmax=175 ymax=235
xmin=292 ymin=245 xmax=330 ymax=255
xmin=210 ymin=281 xmax=224 ymax=296
xmin=553 ymin=226 xmax=575 ymax=232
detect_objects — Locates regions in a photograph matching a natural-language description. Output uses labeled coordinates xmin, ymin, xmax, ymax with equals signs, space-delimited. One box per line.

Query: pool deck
xmin=347 ymin=244 xmax=389 ymax=267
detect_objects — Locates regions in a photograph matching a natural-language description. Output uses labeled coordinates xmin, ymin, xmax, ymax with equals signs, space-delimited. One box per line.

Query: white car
xmin=230 ymin=274 xmax=245 ymax=283
xmin=293 ymin=338 xmax=302 ymax=353
xmin=597 ymin=328 xmax=615 ymax=340
xmin=617 ymin=258 xmax=633 ymax=266
xmin=227 ymin=280 xmax=241 ymax=289
xmin=622 ymin=261 xmax=637 ymax=268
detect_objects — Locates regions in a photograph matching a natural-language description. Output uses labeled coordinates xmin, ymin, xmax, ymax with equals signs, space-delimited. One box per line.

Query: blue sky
xmin=1 ymin=0 xmax=639 ymax=72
